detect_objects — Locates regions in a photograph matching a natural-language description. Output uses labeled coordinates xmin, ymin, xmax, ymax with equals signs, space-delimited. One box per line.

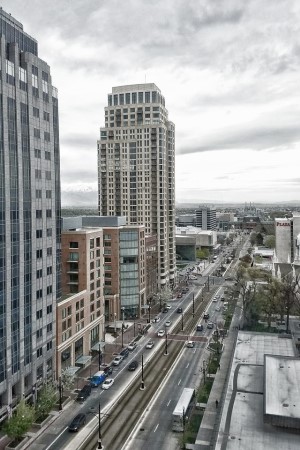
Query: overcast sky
xmin=3 ymin=0 xmax=300 ymax=205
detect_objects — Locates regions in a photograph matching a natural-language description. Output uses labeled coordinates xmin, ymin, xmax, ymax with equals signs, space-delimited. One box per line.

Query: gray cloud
xmin=177 ymin=125 xmax=300 ymax=155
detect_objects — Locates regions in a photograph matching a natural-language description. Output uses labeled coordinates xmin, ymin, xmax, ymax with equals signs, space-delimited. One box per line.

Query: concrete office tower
xmin=0 ymin=9 xmax=61 ymax=417
xmin=98 ymin=84 xmax=176 ymax=289
xmin=195 ymin=206 xmax=217 ymax=230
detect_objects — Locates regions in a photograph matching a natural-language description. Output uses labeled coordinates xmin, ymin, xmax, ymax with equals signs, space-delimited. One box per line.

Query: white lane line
xmin=153 ymin=423 xmax=159 ymax=433
xmin=45 ymin=426 xmax=68 ymax=450
xmin=186 ymin=363 xmax=190 ymax=368
xmin=178 ymin=379 xmax=181 ymax=385
xmin=167 ymin=399 xmax=171 ymax=406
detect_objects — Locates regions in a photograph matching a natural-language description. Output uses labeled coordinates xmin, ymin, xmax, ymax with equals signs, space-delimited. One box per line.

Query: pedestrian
xmin=218 ymin=363 xmax=220 ymax=370
xmin=215 ymin=399 xmax=219 ymax=409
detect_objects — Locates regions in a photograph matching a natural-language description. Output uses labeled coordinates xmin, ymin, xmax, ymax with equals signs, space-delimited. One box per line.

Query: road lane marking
xmin=186 ymin=363 xmax=189 ymax=368
xmin=178 ymin=379 xmax=181 ymax=385
xmin=167 ymin=399 xmax=171 ymax=406
xmin=153 ymin=423 xmax=159 ymax=433
xmin=45 ymin=426 xmax=68 ymax=450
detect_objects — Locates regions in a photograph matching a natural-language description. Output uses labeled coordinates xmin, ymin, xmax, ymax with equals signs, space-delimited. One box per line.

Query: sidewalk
xmin=190 ymin=314 xmax=239 ymax=449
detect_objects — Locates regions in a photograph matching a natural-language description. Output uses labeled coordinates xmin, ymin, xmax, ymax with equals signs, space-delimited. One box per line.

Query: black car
xmin=120 ymin=348 xmax=129 ymax=358
xmin=203 ymin=313 xmax=210 ymax=320
xmin=68 ymin=413 xmax=86 ymax=432
xmin=128 ymin=360 xmax=138 ymax=371
xmin=162 ymin=308 xmax=168 ymax=313
xmin=76 ymin=384 xmax=91 ymax=402
xmin=177 ymin=307 xmax=183 ymax=313
xmin=103 ymin=365 xmax=113 ymax=375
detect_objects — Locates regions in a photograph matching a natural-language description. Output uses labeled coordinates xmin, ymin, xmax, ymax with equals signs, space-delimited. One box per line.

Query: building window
xmin=37 ymin=347 xmax=43 ymax=358
xmin=34 ymin=128 xmax=40 ymax=139
xmin=36 ymin=229 xmax=42 ymax=238
xmin=47 ymin=341 xmax=52 ymax=351
xmin=36 ymin=249 xmax=43 ymax=259
xmin=33 ymin=107 xmax=39 ymax=118
xmin=35 ymin=148 xmax=41 ymax=158
xmin=36 ymin=309 xmax=42 ymax=319
xmin=47 ymin=305 xmax=52 ymax=314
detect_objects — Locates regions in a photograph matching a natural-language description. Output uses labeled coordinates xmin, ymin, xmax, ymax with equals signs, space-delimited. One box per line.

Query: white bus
xmin=172 ymin=388 xmax=195 ymax=432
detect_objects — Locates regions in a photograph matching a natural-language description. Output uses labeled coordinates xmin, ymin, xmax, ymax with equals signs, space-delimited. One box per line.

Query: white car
xmin=102 ymin=378 xmax=114 ymax=390
xmin=215 ymin=306 xmax=221 ymax=311
xmin=146 ymin=340 xmax=154 ymax=349
xmin=212 ymin=298 xmax=217 ymax=302
xmin=128 ymin=341 xmax=137 ymax=351
xmin=189 ymin=275 xmax=197 ymax=280
xmin=157 ymin=329 xmax=165 ymax=337
xmin=166 ymin=304 xmax=171 ymax=310
xmin=112 ymin=355 xmax=123 ymax=366
xmin=165 ymin=320 xmax=172 ymax=327
xmin=186 ymin=341 xmax=195 ymax=348
xmin=152 ymin=316 xmax=160 ymax=323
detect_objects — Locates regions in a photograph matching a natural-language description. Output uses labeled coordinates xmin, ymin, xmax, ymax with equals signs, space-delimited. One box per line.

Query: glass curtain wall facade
xmin=0 ymin=9 xmax=60 ymax=419
xmin=98 ymin=84 xmax=176 ymax=289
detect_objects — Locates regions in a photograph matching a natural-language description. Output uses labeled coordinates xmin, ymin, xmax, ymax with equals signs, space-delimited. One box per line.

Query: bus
xmin=172 ymin=388 xmax=195 ymax=432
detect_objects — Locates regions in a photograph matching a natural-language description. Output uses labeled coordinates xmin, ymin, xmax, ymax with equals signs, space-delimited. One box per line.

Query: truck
xmin=172 ymin=388 xmax=195 ymax=432
xmin=90 ymin=370 xmax=106 ymax=387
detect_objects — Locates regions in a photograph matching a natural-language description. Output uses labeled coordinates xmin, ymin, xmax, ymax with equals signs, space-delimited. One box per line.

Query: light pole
xmin=121 ymin=307 xmax=125 ymax=348
xmin=98 ymin=343 xmax=102 ymax=370
xmin=148 ymin=305 xmax=151 ymax=324
xmin=140 ymin=354 xmax=145 ymax=390
xmin=89 ymin=403 xmax=103 ymax=450
xmin=192 ymin=293 xmax=195 ymax=318
xmin=114 ymin=313 xmax=117 ymax=335
xmin=164 ymin=332 xmax=168 ymax=356
xmin=58 ymin=376 xmax=63 ymax=411
xmin=207 ymin=275 xmax=210 ymax=292
xmin=181 ymin=312 xmax=184 ymax=331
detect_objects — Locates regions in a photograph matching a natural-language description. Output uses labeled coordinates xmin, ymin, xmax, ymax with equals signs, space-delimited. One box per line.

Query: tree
xmin=256 ymin=233 xmax=264 ymax=245
xmin=279 ymin=272 xmax=300 ymax=333
xmin=35 ymin=382 xmax=57 ymax=421
xmin=264 ymin=235 xmax=275 ymax=248
xmin=159 ymin=286 xmax=173 ymax=308
xmin=257 ymin=278 xmax=281 ymax=328
xmin=61 ymin=368 xmax=75 ymax=390
xmin=250 ymin=232 xmax=257 ymax=246
xmin=4 ymin=400 xmax=35 ymax=443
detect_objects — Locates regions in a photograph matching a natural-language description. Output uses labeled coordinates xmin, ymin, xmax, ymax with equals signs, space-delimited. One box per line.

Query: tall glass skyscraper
xmin=0 ymin=8 xmax=60 ymax=418
xmin=98 ymin=84 xmax=176 ymax=294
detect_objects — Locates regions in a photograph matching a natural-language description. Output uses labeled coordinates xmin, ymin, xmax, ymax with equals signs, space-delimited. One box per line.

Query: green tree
xmin=4 ymin=400 xmax=35 ymax=442
xmin=257 ymin=278 xmax=281 ymax=328
xmin=264 ymin=235 xmax=275 ymax=248
xmin=35 ymin=383 xmax=57 ymax=421
xmin=250 ymin=232 xmax=257 ymax=246
xmin=61 ymin=369 xmax=74 ymax=390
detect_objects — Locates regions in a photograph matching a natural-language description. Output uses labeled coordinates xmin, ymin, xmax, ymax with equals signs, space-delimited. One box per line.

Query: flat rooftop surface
xmin=215 ymin=332 xmax=297 ymax=450
xmin=265 ymin=355 xmax=300 ymax=419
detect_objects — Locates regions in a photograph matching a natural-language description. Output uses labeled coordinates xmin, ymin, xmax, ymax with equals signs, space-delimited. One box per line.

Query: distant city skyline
xmin=3 ymin=0 xmax=300 ymax=205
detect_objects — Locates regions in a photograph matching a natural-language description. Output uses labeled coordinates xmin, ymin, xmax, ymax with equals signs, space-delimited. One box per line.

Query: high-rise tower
xmin=98 ymin=84 xmax=175 ymax=290
xmin=0 ymin=8 xmax=60 ymax=415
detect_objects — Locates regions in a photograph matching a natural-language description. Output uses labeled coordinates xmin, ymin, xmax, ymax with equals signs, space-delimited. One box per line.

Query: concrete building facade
xmin=195 ymin=206 xmax=217 ymax=230
xmin=0 ymin=9 xmax=60 ymax=420
xmin=97 ymin=83 xmax=176 ymax=290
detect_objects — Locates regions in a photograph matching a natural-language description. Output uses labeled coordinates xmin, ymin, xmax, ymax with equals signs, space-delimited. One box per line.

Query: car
xmin=112 ymin=355 xmax=123 ymax=366
xmin=68 ymin=414 xmax=86 ymax=432
xmin=177 ymin=293 xmax=183 ymax=298
xmin=215 ymin=306 xmax=221 ymax=311
xmin=177 ymin=307 xmax=183 ymax=313
xmin=165 ymin=320 xmax=172 ymax=327
xmin=102 ymin=364 xmax=113 ymax=376
xmin=189 ymin=275 xmax=197 ymax=280
xmin=153 ymin=315 xmax=160 ymax=323
xmin=162 ymin=308 xmax=169 ymax=313
xmin=120 ymin=348 xmax=129 ymax=358
xmin=221 ymin=296 xmax=225 ymax=301
xmin=207 ymin=322 xmax=214 ymax=329
xmin=128 ymin=341 xmax=137 ymax=351
xmin=102 ymin=378 xmax=114 ymax=390
xmin=146 ymin=340 xmax=154 ymax=349
xmin=128 ymin=360 xmax=138 ymax=371
xmin=212 ymin=298 xmax=217 ymax=302
xmin=203 ymin=313 xmax=210 ymax=320
xmin=166 ymin=304 xmax=171 ymax=310
xmin=76 ymin=384 xmax=91 ymax=402
xmin=196 ymin=324 xmax=203 ymax=331
xmin=157 ymin=329 xmax=165 ymax=337
xmin=182 ymin=287 xmax=189 ymax=293
xmin=186 ymin=341 xmax=195 ymax=348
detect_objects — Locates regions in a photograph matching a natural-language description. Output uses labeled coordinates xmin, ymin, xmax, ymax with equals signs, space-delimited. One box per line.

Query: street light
xmin=58 ymin=376 xmax=63 ymax=411
xmin=98 ymin=343 xmax=102 ymax=371
xmin=89 ymin=403 xmax=104 ymax=450
xmin=148 ymin=305 xmax=151 ymax=324
xmin=140 ymin=354 xmax=145 ymax=390
xmin=121 ymin=307 xmax=125 ymax=348
xmin=181 ymin=312 xmax=184 ymax=331
xmin=164 ymin=332 xmax=168 ymax=356
xmin=192 ymin=293 xmax=195 ymax=318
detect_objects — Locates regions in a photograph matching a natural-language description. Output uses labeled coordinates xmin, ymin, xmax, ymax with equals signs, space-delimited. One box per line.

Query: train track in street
xmin=79 ymin=285 xmax=219 ymax=450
